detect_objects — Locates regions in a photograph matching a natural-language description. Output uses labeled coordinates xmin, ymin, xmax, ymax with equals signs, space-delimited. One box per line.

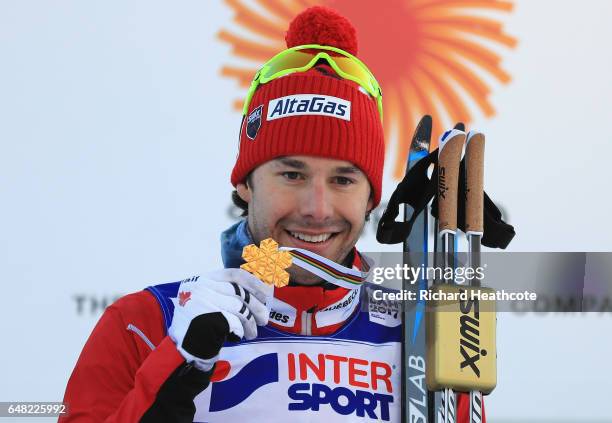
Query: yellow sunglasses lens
xmin=261 ymin=50 xmax=379 ymax=96
xmin=260 ymin=51 xmax=317 ymax=79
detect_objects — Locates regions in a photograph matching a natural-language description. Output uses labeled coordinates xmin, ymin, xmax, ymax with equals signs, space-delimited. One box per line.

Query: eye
xmin=282 ymin=171 xmax=302 ymax=180
xmin=334 ymin=176 xmax=355 ymax=185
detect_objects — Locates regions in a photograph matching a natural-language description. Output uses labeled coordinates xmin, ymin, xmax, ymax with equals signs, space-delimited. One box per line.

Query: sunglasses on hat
xmin=242 ymin=44 xmax=383 ymax=122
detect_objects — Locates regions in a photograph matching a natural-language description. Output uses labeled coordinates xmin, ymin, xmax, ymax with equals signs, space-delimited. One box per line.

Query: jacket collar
xmin=220 ymin=220 xmax=253 ymax=269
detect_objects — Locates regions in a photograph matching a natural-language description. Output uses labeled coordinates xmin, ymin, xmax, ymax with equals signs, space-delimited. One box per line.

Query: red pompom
xmin=285 ymin=6 xmax=358 ymax=56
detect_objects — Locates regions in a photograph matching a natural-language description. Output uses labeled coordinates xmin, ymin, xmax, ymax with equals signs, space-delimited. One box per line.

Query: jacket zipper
xmin=126 ymin=323 xmax=155 ymax=351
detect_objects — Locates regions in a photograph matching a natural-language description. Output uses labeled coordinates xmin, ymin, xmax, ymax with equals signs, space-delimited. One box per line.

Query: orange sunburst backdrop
xmin=218 ymin=0 xmax=517 ymax=179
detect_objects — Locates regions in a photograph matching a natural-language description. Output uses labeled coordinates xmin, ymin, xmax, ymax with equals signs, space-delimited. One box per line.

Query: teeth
xmin=289 ymin=231 xmax=333 ymax=243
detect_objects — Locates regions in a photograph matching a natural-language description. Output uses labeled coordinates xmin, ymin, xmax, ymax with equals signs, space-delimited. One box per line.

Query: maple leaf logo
xmin=178 ymin=291 xmax=192 ymax=307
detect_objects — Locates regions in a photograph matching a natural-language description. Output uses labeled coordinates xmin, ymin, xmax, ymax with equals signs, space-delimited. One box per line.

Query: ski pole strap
xmin=376 ymin=146 xmax=436 ymax=245
xmin=376 ymin=149 xmax=516 ymax=249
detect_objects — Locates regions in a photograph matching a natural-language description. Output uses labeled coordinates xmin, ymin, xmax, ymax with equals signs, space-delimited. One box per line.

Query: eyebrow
xmin=274 ymin=157 xmax=306 ymax=169
xmin=273 ymin=157 xmax=364 ymax=176
xmin=335 ymin=166 xmax=362 ymax=175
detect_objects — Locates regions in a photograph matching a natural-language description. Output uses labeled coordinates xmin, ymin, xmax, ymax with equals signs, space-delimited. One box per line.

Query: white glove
xmin=168 ymin=268 xmax=272 ymax=371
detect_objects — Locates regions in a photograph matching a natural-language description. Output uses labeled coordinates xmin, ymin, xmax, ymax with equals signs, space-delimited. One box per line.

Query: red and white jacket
xmin=61 ymin=250 xmax=483 ymax=422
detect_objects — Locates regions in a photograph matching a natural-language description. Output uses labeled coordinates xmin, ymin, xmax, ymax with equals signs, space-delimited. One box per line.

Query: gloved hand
xmin=168 ymin=268 xmax=272 ymax=371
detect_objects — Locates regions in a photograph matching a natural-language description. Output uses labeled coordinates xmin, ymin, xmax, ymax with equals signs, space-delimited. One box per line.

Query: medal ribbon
xmin=280 ymin=247 xmax=372 ymax=290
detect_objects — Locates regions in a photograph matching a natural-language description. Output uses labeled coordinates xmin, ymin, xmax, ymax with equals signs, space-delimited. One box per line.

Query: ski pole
xmin=426 ymin=129 xmax=497 ymax=423
xmin=433 ymin=129 xmax=466 ymax=423
xmin=464 ymin=131 xmax=485 ymax=423
xmin=427 ymin=121 xmax=466 ymax=422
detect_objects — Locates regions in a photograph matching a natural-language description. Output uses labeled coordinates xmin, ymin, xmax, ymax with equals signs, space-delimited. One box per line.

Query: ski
xmin=401 ymin=115 xmax=432 ymax=423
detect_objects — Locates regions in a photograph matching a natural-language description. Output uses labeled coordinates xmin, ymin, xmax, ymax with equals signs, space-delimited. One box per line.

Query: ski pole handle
xmin=465 ymin=131 xmax=485 ymax=235
xmin=437 ymin=129 xmax=466 ymax=235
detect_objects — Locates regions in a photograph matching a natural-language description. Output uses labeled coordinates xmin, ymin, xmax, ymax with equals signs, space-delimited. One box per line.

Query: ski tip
xmin=409 ymin=116 xmax=433 ymax=156
xmin=414 ymin=115 xmax=433 ymax=137
xmin=417 ymin=114 xmax=432 ymax=125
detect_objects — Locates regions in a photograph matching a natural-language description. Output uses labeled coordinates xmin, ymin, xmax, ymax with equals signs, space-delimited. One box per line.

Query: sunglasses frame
xmin=242 ymin=44 xmax=383 ymax=122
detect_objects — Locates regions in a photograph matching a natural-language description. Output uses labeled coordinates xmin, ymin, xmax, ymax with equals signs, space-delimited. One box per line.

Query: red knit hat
xmin=230 ymin=6 xmax=385 ymax=207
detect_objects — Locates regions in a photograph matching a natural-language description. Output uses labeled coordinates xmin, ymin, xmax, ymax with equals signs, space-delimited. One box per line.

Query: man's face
xmin=236 ymin=155 xmax=373 ymax=285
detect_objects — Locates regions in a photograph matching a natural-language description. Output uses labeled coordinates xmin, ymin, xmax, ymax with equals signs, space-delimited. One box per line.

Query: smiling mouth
xmin=287 ymin=230 xmax=337 ymax=244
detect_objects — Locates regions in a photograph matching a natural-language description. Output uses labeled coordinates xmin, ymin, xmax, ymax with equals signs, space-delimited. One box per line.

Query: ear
xmin=236 ymin=182 xmax=251 ymax=203
xmin=366 ymin=187 xmax=374 ymax=213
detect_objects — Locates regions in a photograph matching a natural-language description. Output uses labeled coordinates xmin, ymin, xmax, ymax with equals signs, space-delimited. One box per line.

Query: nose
xmin=298 ymin=177 xmax=334 ymax=222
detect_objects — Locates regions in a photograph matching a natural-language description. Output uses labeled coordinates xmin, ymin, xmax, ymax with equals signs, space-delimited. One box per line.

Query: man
xmin=62 ymin=6 xmax=480 ymax=422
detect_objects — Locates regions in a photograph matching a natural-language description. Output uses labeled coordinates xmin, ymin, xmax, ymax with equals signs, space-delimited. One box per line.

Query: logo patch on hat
xmin=267 ymin=94 xmax=351 ymax=122
xmin=246 ymin=105 xmax=263 ymax=140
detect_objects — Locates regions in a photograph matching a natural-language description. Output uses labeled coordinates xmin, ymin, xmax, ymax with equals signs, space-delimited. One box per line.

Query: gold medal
xmin=241 ymin=238 xmax=292 ymax=287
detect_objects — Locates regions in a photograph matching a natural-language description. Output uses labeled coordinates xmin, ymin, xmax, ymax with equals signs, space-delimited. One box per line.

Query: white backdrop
xmin=1 ymin=1 xmax=611 ymax=421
